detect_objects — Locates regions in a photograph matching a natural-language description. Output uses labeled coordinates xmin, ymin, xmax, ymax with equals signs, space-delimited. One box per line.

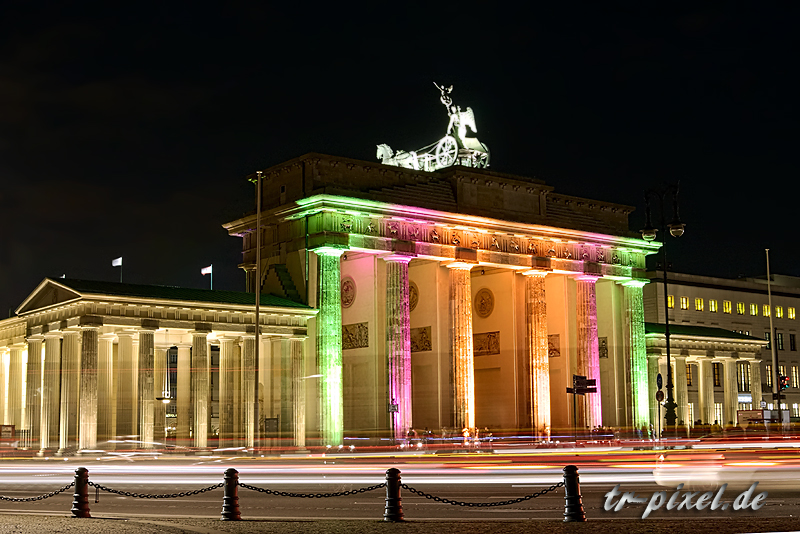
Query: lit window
xmin=667 ymin=295 xmax=674 ymax=309
xmin=695 ymin=298 xmax=704 ymax=311
xmin=737 ymin=302 xmax=745 ymax=315
xmin=778 ymin=333 xmax=785 ymax=351
xmin=764 ymin=304 xmax=771 ymax=317
xmin=714 ymin=403 xmax=723 ymax=425
xmin=766 ymin=364 xmax=772 ymax=387
xmin=686 ymin=363 xmax=693 ymax=386
xmin=750 ymin=303 xmax=758 ymax=316
xmin=688 ymin=403 xmax=694 ymax=424
xmin=680 ymin=297 xmax=689 ymax=310
xmin=793 ymin=404 xmax=800 ymax=418
xmin=737 ymin=362 xmax=750 ymax=392
xmin=781 ymin=403 xmax=788 ymax=410
xmin=765 ymin=332 xmax=771 ymax=350
xmin=793 ymin=366 xmax=799 ymax=389
xmin=713 ymin=362 xmax=721 ymax=387
xmin=789 ymin=307 xmax=796 ymax=320
xmin=776 ymin=306 xmax=784 ymax=319
xmin=723 ymin=300 xmax=732 ymax=314
xmin=791 ymin=333 xmax=796 ymax=351
xmin=709 ymin=299 xmax=718 ymax=313
xmin=780 ymin=364 xmax=787 ymax=380
xmin=768 ymin=403 xmax=774 ymax=410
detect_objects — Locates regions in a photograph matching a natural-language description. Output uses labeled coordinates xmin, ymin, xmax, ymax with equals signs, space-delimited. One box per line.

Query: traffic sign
xmin=655 ymin=390 xmax=664 ymax=402
xmin=657 ymin=373 xmax=663 ymax=390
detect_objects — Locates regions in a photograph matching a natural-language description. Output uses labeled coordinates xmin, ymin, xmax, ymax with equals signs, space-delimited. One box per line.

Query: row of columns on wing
xmin=647 ymin=353 xmax=763 ymax=430
xmin=0 ymin=329 xmax=306 ymax=452
xmin=314 ymin=247 xmax=639 ymax=443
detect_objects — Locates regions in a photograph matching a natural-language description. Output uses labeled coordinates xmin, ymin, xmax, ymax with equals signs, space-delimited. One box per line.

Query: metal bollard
xmin=383 ymin=468 xmax=404 ymax=522
xmin=71 ymin=467 xmax=91 ymax=518
xmin=563 ymin=464 xmax=586 ymax=522
xmin=220 ymin=468 xmax=241 ymax=520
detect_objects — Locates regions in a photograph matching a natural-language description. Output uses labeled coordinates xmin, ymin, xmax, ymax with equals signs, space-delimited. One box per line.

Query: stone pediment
xmin=15 ymin=279 xmax=82 ymax=316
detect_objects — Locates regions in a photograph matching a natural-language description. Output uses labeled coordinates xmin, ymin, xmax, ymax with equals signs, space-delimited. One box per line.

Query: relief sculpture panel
xmin=342 ymin=322 xmax=369 ymax=350
xmin=473 ymin=331 xmax=500 ymax=356
xmin=410 ymin=326 xmax=432 ymax=353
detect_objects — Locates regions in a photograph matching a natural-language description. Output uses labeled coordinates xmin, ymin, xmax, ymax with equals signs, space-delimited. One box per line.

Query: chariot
xmin=377 ymin=84 xmax=490 ymax=172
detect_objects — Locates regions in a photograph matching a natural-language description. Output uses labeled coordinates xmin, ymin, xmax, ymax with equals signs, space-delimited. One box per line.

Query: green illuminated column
xmin=623 ymin=281 xmax=650 ymax=429
xmin=316 ymin=248 xmax=346 ymax=446
xmin=291 ymin=337 xmax=306 ymax=448
xmin=24 ymin=336 xmax=43 ymax=450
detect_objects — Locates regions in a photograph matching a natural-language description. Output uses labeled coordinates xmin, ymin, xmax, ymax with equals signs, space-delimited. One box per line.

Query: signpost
xmin=567 ymin=375 xmax=597 ymax=440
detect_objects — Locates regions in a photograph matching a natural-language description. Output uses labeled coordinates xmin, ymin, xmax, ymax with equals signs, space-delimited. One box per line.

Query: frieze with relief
xmin=410 ymin=326 xmax=432 ymax=352
xmin=473 ymin=331 xmax=500 ymax=356
xmin=342 ymin=322 xmax=369 ymax=350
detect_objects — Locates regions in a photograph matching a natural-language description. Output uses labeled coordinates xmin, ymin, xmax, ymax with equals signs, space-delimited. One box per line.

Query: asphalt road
xmin=1 ymin=450 xmax=799 ymax=522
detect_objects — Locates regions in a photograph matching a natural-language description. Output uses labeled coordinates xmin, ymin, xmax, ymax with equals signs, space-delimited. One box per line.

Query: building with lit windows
xmin=644 ymin=271 xmax=800 ymax=428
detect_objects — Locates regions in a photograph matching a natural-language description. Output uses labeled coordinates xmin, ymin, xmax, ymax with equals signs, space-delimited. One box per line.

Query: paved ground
xmin=0 ymin=514 xmax=798 ymax=534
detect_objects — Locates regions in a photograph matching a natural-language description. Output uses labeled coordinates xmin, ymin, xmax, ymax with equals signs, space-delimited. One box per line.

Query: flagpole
xmin=211 ymin=265 xmax=213 ymax=291
xmin=120 ymin=264 xmax=123 ymax=283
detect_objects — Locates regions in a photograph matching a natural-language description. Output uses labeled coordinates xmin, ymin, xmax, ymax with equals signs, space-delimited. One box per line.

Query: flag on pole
xmin=112 ymin=257 xmax=123 ymax=267
xmin=201 ymin=264 xmax=213 ymax=290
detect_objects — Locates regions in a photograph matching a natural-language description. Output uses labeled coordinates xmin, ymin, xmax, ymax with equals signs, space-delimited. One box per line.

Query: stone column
xmin=386 ymin=255 xmax=413 ymax=442
xmin=96 ymin=334 xmax=116 ymax=447
xmin=24 ymin=336 xmax=43 ymax=450
xmin=647 ymin=352 xmax=660 ymax=435
xmin=674 ymin=355 xmax=689 ymax=434
xmin=623 ymin=281 xmax=649 ymax=429
xmin=40 ymin=333 xmax=61 ymax=453
xmin=697 ymin=357 xmax=714 ymax=424
xmin=176 ymin=344 xmax=192 ymax=447
xmin=218 ymin=337 xmax=236 ymax=448
xmin=750 ymin=359 xmax=763 ymax=409
xmin=138 ymin=329 xmax=155 ymax=448
xmin=154 ymin=346 xmax=169 ymax=443
xmin=58 ymin=331 xmax=80 ymax=454
xmin=576 ymin=276 xmax=602 ymax=428
xmin=448 ymin=262 xmax=475 ymax=431
xmin=722 ymin=357 xmax=738 ymax=426
xmin=191 ymin=330 xmax=209 ymax=448
xmin=524 ymin=271 xmax=550 ymax=438
xmin=0 ymin=349 xmax=6 ymax=425
xmin=115 ymin=332 xmax=137 ymax=441
xmin=7 ymin=345 xmax=25 ymax=430
xmin=78 ymin=327 xmax=99 ymax=451
xmin=291 ymin=338 xmax=306 ymax=448
xmin=316 ymin=249 xmax=345 ymax=446
xmin=241 ymin=334 xmax=257 ymax=448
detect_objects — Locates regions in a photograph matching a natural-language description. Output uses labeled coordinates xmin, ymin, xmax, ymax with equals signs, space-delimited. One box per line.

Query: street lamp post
xmin=641 ymin=183 xmax=685 ymax=436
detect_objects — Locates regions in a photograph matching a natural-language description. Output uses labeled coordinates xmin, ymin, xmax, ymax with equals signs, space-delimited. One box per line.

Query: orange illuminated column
xmin=23 ymin=335 xmax=42 ymax=450
xmin=386 ymin=255 xmax=413 ymax=442
xmin=176 ymin=343 xmax=192 ymax=447
xmin=448 ymin=262 xmax=475 ymax=431
xmin=78 ymin=327 xmax=99 ymax=451
xmin=7 ymin=345 xmax=24 ymax=430
xmin=97 ymin=333 xmax=116 ymax=447
xmin=697 ymin=356 xmax=714 ymax=424
xmin=523 ymin=271 xmax=550 ymax=438
xmin=0 ymin=348 xmax=6 ymax=425
xmin=576 ymin=276 xmax=602 ymax=428
xmin=241 ymin=334 xmax=257 ymax=448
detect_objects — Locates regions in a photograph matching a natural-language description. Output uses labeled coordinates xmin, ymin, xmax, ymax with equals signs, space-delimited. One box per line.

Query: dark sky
xmin=2 ymin=4 xmax=798 ymax=316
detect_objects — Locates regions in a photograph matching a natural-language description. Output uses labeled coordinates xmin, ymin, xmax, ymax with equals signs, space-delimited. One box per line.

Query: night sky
xmin=2 ymin=5 xmax=797 ymax=316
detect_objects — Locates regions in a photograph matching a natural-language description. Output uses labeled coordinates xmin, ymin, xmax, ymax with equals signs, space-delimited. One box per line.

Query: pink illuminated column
xmin=576 ymin=276 xmax=602 ymax=429
xmin=385 ymin=255 xmax=413 ymax=442
xmin=448 ymin=262 xmax=475 ymax=431
xmin=524 ymin=271 xmax=550 ymax=438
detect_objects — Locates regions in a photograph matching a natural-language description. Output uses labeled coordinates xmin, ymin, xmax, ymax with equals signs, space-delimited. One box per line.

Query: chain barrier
xmin=87 ymin=481 xmax=224 ymax=499
xmin=238 ymin=481 xmax=386 ymax=498
xmin=0 ymin=482 xmax=75 ymax=502
xmin=400 ymin=481 xmax=565 ymax=507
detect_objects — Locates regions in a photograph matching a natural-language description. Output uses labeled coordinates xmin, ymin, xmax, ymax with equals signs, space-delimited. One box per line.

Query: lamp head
xmin=641 ymin=226 xmax=657 ymax=242
xmin=669 ymin=221 xmax=685 ymax=238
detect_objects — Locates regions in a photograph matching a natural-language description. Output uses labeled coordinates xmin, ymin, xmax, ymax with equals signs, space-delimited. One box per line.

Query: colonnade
xmin=0 ymin=326 xmax=306 ymax=454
